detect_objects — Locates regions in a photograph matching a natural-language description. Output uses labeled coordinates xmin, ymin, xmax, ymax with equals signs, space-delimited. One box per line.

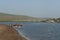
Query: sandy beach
xmin=0 ymin=24 xmax=26 ymax=40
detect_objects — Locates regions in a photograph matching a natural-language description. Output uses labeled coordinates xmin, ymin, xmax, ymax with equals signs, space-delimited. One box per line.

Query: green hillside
xmin=0 ymin=13 xmax=46 ymax=22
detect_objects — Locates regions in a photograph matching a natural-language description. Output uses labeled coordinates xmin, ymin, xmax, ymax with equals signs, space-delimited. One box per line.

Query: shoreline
xmin=0 ymin=24 xmax=27 ymax=40
xmin=16 ymin=29 xmax=31 ymax=40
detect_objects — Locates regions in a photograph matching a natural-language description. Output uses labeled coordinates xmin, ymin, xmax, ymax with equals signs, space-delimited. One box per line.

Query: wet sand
xmin=0 ymin=24 xmax=26 ymax=40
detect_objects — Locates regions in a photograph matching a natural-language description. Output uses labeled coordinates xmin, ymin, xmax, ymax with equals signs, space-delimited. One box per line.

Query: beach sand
xmin=0 ymin=24 xmax=26 ymax=40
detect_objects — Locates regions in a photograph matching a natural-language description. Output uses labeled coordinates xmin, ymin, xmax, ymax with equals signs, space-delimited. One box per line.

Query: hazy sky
xmin=0 ymin=0 xmax=60 ymax=18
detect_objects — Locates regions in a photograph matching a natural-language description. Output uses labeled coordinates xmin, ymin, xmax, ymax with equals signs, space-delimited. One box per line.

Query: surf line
xmin=15 ymin=28 xmax=31 ymax=40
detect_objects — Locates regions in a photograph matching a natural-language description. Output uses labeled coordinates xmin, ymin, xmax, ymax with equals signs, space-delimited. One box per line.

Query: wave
xmin=16 ymin=29 xmax=31 ymax=40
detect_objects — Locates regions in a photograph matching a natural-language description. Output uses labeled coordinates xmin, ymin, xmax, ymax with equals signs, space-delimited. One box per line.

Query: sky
xmin=0 ymin=0 xmax=60 ymax=18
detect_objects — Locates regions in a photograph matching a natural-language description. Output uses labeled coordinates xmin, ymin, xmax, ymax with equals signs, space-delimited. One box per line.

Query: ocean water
xmin=0 ymin=22 xmax=60 ymax=40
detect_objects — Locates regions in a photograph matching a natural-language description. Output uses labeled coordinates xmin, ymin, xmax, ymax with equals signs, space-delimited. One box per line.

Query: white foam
xmin=16 ymin=29 xmax=31 ymax=40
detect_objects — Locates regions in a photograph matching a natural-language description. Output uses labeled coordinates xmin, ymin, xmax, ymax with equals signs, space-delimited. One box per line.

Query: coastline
xmin=0 ymin=24 xmax=27 ymax=40
xmin=16 ymin=29 xmax=31 ymax=40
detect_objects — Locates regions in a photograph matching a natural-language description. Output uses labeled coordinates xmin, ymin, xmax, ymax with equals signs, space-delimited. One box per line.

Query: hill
xmin=0 ymin=13 xmax=46 ymax=22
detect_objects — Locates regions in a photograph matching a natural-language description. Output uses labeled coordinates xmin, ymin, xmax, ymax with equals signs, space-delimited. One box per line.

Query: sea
xmin=0 ymin=22 xmax=60 ymax=40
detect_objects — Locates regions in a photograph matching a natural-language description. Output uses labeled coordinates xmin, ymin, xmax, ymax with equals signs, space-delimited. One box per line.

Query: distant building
xmin=47 ymin=19 xmax=55 ymax=23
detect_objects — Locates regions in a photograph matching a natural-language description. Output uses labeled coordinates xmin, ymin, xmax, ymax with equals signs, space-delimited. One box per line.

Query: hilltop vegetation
xmin=0 ymin=13 xmax=60 ymax=23
xmin=0 ymin=13 xmax=45 ymax=22
xmin=0 ymin=13 xmax=31 ymax=21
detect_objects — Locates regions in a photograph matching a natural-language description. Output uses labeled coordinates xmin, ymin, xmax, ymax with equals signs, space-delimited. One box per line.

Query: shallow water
xmin=0 ymin=22 xmax=60 ymax=40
